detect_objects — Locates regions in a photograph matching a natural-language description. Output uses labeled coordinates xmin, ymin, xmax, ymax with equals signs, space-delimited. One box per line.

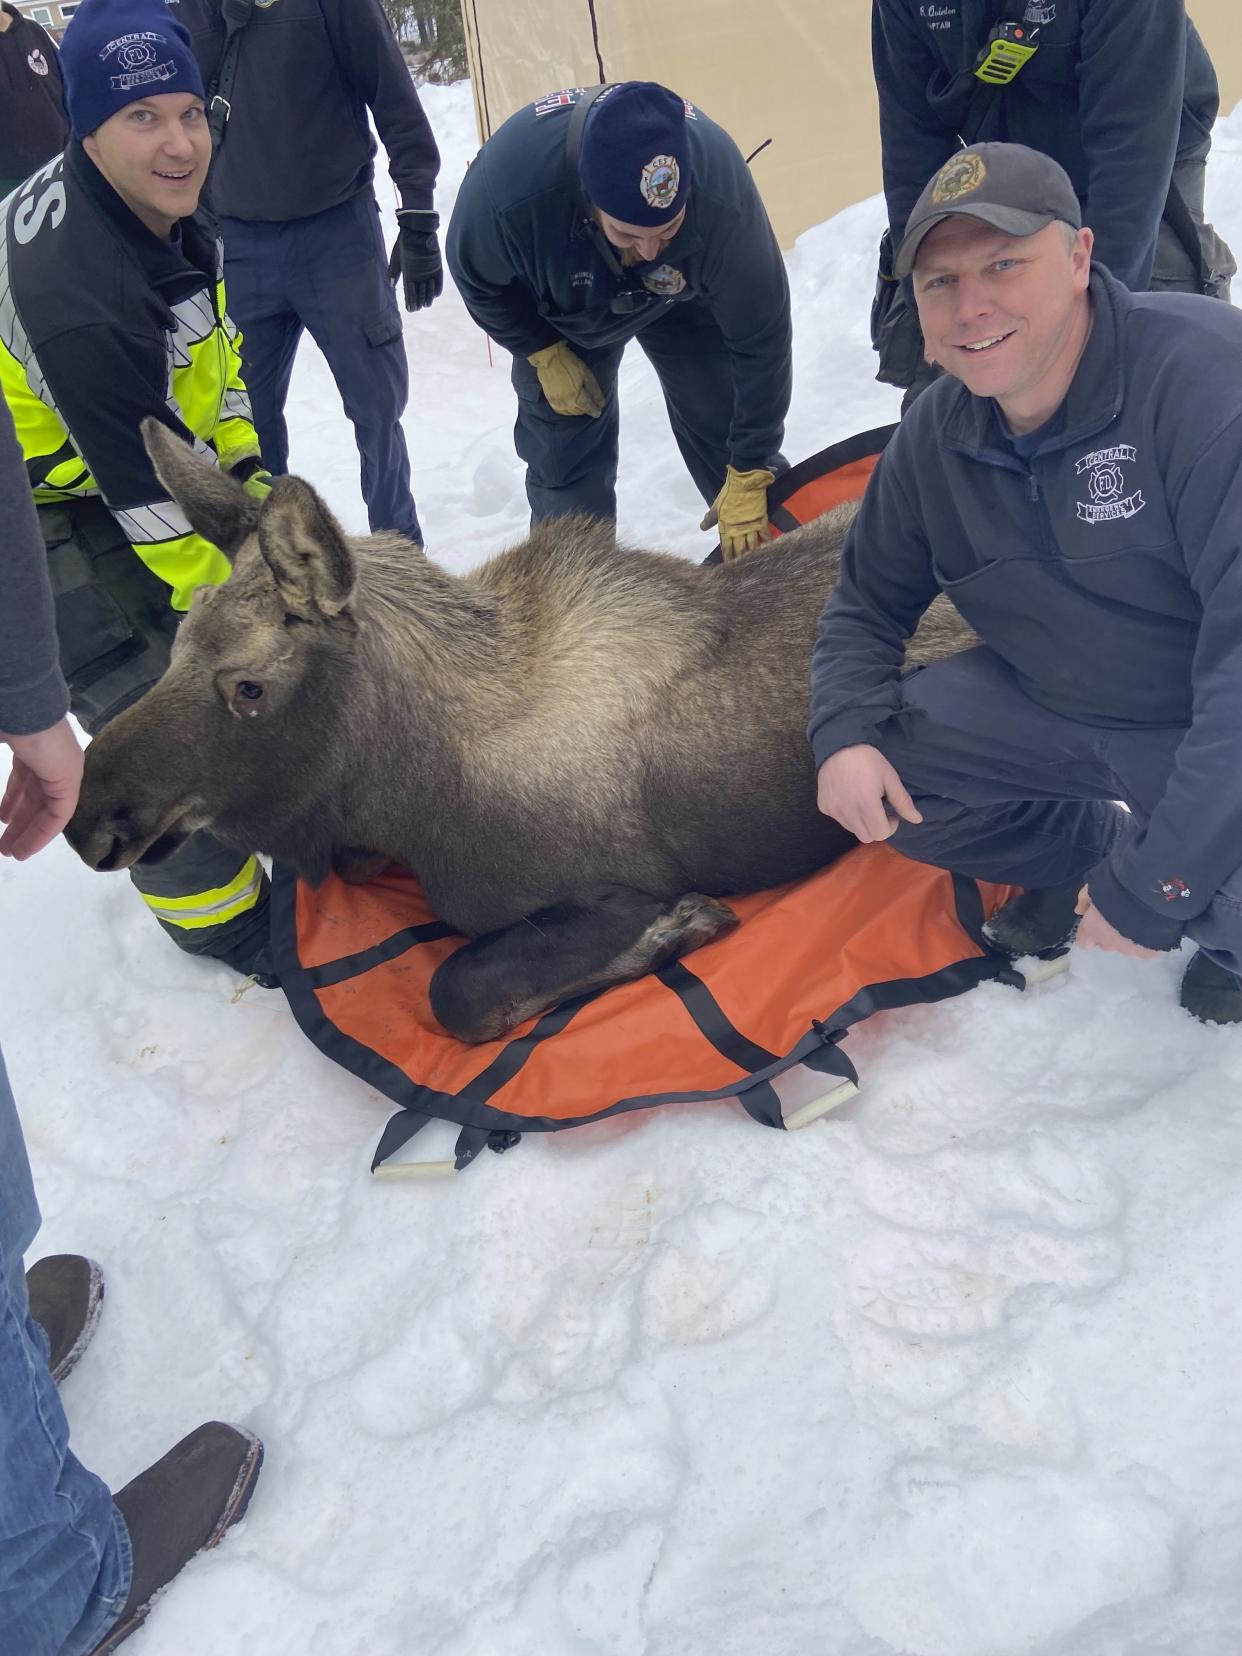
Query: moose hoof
xmin=653 ymin=893 xmax=739 ymax=958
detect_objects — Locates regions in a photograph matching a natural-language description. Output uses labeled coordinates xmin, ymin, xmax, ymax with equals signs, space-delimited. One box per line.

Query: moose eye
xmin=230 ymin=679 xmax=265 ymax=716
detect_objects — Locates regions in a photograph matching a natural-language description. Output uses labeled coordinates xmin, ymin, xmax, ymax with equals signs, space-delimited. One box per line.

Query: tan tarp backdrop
xmin=459 ymin=1 xmax=1242 ymax=250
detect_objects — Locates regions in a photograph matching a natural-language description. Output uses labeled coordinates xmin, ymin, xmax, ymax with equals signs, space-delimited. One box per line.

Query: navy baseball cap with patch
xmin=894 ymin=142 xmax=1082 ymax=277
xmin=60 ymin=0 xmax=205 ymax=140
xmin=578 ymin=81 xmax=691 ymax=227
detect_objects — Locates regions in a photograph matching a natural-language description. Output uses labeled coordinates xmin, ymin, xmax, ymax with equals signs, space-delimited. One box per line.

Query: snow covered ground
xmin=5 ymin=83 xmax=1242 ymax=1656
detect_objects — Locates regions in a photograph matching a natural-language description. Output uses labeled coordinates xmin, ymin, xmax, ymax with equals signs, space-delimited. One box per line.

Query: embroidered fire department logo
xmin=639 ymin=155 xmax=681 ymax=211
xmin=1023 ymin=0 xmax=1057 ymax=23
xmin=99 ymin=32 xmax=179 ymax=92
xmin=27 ymin=48 xmax=49 ymax=75
xmin=1156 ymin=876 xmax=1191 ymax=903
xmin=642 ymin=264 xmax=687 ymax=296
xmin=117 ymin=39 xmax=158 ymax=70
xmin=931 ymin=152 xmax=987 ymax=204
xmin=1075 ymin=444 xmax=1146 ymax=523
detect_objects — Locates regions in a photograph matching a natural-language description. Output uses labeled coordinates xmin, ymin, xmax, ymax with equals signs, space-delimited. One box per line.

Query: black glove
xmin=389 ymin=209 xmax=443 ymax=312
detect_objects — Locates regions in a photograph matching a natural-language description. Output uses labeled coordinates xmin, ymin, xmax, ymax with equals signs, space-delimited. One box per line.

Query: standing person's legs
xmin=219 ymin=217 xmax=304 ymax=478
xmin=288 ymin=195 xmax=421 ymax=543
xmin=1152 ymin=151 xmax=1236 ymax=301
xmin=0 ymin=1045 xmax=132 ymax=1656
xmin=511 ymin=344 xmax=624 ymax=525
xmin=634 ymin=304 xmax=787 ymax=506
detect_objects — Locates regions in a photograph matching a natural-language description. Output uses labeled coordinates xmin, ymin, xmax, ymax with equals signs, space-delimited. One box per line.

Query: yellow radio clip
xmin=974 ymin=22 xmax=1039 ymax=85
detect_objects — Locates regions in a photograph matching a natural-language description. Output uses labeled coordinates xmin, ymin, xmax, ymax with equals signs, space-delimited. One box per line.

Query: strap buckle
xmin=210 ymin=94 xmax=232 ymax=123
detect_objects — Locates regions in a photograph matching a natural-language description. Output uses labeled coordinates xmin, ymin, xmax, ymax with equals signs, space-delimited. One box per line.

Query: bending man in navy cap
xmin=447 ymin=81 xmax=791 ymax=559
xmin=811 ymin=142 xmax=1242 ymax=1024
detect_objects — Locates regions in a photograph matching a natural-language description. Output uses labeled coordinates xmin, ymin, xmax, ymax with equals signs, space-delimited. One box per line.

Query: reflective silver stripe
xmin=113 ymin=498 xmax=194 ymax=545
xmin=141 ymin=860 xmax=264 ymax=923
xmin=222 ymin=386 xmax=253 ymax=423
xmin=0 ymin=201 xmax=55 ymax=409
xmin=170 ymin=288 xmax=215 ymax=348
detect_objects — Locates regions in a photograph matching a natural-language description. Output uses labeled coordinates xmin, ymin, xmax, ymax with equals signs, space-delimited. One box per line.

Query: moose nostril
xmin=97 ymin=835 xmax=127 ymax=873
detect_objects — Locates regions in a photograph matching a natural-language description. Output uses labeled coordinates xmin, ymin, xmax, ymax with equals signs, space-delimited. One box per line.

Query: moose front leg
xmin=428 ymin=885 xmax=738 ymax=1043
xmin=330 ymin=846 xmax=392 ymax=885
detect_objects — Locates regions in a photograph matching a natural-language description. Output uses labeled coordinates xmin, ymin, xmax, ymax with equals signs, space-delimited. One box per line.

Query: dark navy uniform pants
xmin=876 ymin=647 xmax=1242 ymax=973
xmin=511 ymin=301 xmax=783 ymax=525
xmin=221 ymin=193 xmax=422 ymax=544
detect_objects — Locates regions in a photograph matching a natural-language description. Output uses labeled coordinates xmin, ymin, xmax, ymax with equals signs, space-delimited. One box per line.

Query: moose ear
xmin=255 ymin=475 xmax=356 ymax=621
xmin=141 ymin=417 xmax=260 ymax=556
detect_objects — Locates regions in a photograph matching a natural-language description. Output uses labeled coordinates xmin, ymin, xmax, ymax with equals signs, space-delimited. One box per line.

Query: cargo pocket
xmin=52 ymin=576 xmax=137 ymax=688
xmin=364 ymin=311 xmax=402 ymax=350
xmin=44 ymin=513 xmax=142 ymax=701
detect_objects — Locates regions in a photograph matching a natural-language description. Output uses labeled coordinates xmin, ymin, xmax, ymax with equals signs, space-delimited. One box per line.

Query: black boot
xmin=187 ymin=897 xmax=280 ymax=989
xmin=88 ymin=1423 xmax=264 ymax=1654
xmin=983 ymin=881 xmax=1082 ymax=958
xmin=26 ymin=1254 xmax=104 ymax=1384
xmin=1179 ymin=950 xmax=1242 ymax=1025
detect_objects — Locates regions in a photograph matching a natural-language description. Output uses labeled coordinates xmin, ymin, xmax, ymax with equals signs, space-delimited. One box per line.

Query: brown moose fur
xmin=67 ymin=421 xmax=974 ymax=1039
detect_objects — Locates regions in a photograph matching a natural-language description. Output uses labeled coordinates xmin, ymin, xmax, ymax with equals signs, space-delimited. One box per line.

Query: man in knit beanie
xmin=0 ymin=0 xmax=278 ymax=986
xmin=448 ymin=80 xmax=792 ymax=559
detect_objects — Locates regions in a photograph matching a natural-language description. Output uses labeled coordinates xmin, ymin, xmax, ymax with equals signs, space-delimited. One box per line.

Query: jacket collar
xmin=940 ymin=265 xmax=1129 ymax=462
xmin=66 ymin=140 xmax=218 ymax=296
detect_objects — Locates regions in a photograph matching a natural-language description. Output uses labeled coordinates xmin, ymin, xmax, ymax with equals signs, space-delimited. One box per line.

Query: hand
xmin=389 ymin=210 xmax=443 ymax=312
xmin=816 ymin=745 xmax=923 ymax=843
xmin=527 ymin=342 xmax=606 ymax=418
xmin=700 ymin=465 xmax=776 ymax=560
xmin=228 ymin=455 xmax=273 ymax=502
xmin=1073 ymin=888 xmax=1161 ymax=959
xmin=0 ymin=717 xmax=84 ymax=860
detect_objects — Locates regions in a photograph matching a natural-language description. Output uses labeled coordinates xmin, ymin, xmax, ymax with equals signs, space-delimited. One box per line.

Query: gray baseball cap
xmin=894 ymin=142 xmax=1082 ymax=277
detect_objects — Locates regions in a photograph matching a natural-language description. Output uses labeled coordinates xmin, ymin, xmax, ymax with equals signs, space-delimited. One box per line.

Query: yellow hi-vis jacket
xmin=0 ymin=146 xmax=262 ymax=610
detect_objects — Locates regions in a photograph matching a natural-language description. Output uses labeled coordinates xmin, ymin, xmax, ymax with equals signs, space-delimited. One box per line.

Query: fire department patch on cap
xmin=639 ymin=154 xmax=681 ymax=211
xmin=932 ymin=152 xmax=988 ymax=204
xmin=643 ymin=263 xmax=687 ymax=296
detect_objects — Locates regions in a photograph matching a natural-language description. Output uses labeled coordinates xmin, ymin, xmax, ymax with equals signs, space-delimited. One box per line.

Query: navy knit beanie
xmin=578 ymin=82 xmax=691 ymax=227
xmin=60 ymin=0 xmax=205 ymax=140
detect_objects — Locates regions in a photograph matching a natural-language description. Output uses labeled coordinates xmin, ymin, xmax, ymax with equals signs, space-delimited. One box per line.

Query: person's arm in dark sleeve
xmin=1089 ymin=412 xmax=1242 ymax=947
xmin=321 ymin=0 xmax=439 ymax=211
xmin=0 ymin=397 xmax=67 ymax=736
xmin=1076 ymin=0 xmax=1186 ymax=290
xmin=807 ymin=435 xmax=941 ymax=768
xmin=445 ymin=163 xmax=560 ymax=358
xmin=36 ymin=325 xmax=231 ymax=608
xmin=872 ymin=0 xmax=959 ymax=241
xmin=694 ymin=156 xmax=791 ymax=471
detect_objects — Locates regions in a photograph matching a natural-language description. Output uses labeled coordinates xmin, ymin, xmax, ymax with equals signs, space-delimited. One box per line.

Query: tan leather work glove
xmin=527 ymin=342 xmax=606 ymax=418
xmin=700 ymin=465 xmax=776 ymax=560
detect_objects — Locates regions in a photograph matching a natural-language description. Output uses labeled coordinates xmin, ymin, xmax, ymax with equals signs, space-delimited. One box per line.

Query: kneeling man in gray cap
xmin=810 ymin=141 xmax=1242 ymax=1022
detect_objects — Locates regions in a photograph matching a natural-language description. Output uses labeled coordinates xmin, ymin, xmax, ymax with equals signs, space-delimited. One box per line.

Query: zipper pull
xmin=1027 ymin=471 xmax=1039 ymax=502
